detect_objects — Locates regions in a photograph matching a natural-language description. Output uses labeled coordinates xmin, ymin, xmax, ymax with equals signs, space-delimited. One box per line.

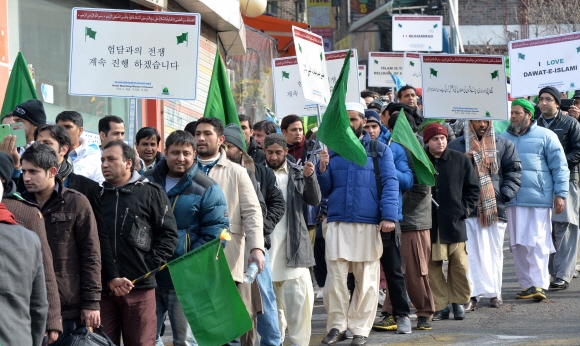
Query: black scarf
xmin=56 ymin=157 xmax=74 ymax=181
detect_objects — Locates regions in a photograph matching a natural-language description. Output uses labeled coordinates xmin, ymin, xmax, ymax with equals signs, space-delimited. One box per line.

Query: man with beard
xmin=317 ymin=103 xmax=399 ymax=346
xmin=501 ymin=99 xmax=569 ymax=301
xmin=535 ymin=86 xmax=580 ymax=291
xmin=224 ymin=123 xmax=285 ymax=346
xmin=263 ymin=133 xmax=320 ymax=345
xmin=449 ymin=120 xmax=522 ymax=309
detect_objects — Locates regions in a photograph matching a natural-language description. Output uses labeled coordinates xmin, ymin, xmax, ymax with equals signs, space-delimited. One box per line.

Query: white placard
xmin=421 ymin=54 xmax=508 ymax=120
xmin=41 ymin=83 xmax=54 ymax=104
xmin=69 ymin=8 xmax=201 ymax=100
xmin=272 ymin=49 xmax=360 ymax=118
xmin=402 ymin=52 xmax=422 ymax=89
xmin=368 ymin=52 xmax=404 ymax=87
xmin=358 ymin=65 xmax=367 ymax=90
xmin=292 ymin=26 xmax=331 ymax=105
xmin=509 ymin=32 xmax=580 ymax=97
xmin=392 ymin=15 xmax=443 ymax=52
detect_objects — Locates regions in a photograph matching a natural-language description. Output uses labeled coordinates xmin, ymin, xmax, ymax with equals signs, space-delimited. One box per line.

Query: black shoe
xmin=432 ymin=308 xmax=449 ymax=321
xmin=516 ymin=286 xmax=546 ymax=300
xmin=322 ymin=328 xmax=347 ymax=345
xmin=452 ymin=303 xmax=465 ymax=320
xmin=416 ymin=316 xmax=432 ymax=330
xmin=351 ymin=335 xmax=367 ymax=346
xmin=549 ymin=278 xmax=569 ymax=291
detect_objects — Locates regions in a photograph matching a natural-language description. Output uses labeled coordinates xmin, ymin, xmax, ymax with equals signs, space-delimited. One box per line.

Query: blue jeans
xmin=155 ymin=288 xmax=197 ymax=346
xmin=256 ymin=250 xmax=282 ymax=346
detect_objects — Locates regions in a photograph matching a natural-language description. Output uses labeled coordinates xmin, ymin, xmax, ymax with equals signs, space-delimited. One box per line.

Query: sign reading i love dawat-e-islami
xmin=402 ymin=52 xmax=422 ymax=88
xmin=392 ymin=15 xmax=442 ymax=52
xmin=69 ymin=8 xmax=201 ymax=100
xmin=367 ymin=52 xmax=404 ymax=88
xmin=292 ymin=26 xmax=331 ymax=105
xmin=508 ymin=32 xmax=580 ymax=97
xmin=272 ymin=49 xmax=360 ymax=118
xmin=420 ymin=54 xmax=509 ymax=120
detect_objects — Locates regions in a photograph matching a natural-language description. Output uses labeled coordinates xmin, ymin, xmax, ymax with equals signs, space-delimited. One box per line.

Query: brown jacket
xmin=207 ymin=148 xmax=265 ymax=283
xmin=3 ymin=182 xmax=63 ymax=333
xmin=23 ymin=178 xmax=102 ymax=320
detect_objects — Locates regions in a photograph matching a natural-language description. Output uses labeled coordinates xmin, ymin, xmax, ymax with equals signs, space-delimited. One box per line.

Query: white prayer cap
xmin=346 ymin=102 xmax=365 ymax=114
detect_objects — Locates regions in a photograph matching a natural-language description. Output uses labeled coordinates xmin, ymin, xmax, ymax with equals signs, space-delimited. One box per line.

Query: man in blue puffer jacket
xmin=501 ymin=99 xmax=569 ymax=301
xmin=145 ymin=130 xmax=229 ymax=346
xmin=317 ymin=102 xmax=399 ymax=346
xmin=363 ymin=109 xmax=415 ymax=334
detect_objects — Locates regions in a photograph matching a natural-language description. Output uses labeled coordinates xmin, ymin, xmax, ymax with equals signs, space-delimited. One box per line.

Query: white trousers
xmin=465 ymin=218 xmax=507 ymax=298
xmin=272 ymin=271 xmax=314 ymax=346
xmin=324 ymin=259 xmax=380 ymax=337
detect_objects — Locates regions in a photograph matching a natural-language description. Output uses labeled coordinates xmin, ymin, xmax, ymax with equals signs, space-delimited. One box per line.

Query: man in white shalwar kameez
xmin=500 ymin=99 xmax=569 ymax=301
xmin=264 ymin=134 xmax=321 ymax=346
xmin=448 ymin=120 xmax=522 ymax=309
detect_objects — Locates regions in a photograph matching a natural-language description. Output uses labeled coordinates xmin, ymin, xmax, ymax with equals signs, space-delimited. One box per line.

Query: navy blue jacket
xmin=145 ymin=159 xmax=229 ymax=288
xmin=316 ymin=132 xmax=399 ymax=224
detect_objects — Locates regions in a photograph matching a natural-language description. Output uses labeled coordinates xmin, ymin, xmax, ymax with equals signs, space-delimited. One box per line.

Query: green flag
xmin=391 ymin=108 xmax=436 ymax=186
xmin=518 ymin=52 xmax=525 ymax=61
xmin=318 ymin=49 xmax=367 ymax=166
xmin=167 ymin=239 xmax=252 ymax=345
xmin=430 ymin=68 xmax=438 ymax=78
xmin=85 ymin=27 xmax=96 ymax=41
xmin=177 ymin=32 xmax=188 ymax=46
xmin=491 ymin=70 xmax=499 ymax=80
xmin=1 ymin=52 xmax=37 ymax=117
xmin=418 ymin=118 xmax=445 ymax=132
xmin=204 ymin=50 xmax=245 ymax=150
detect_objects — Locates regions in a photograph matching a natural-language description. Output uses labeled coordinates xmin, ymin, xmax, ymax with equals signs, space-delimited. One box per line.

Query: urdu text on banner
xmin=292 ymin=26 xmax=331 ymax=105
xmin=272 ymin=49 xmax=360 ymax=118
xmin=69 ymin=8 xmax=201 ymax=100
xmin=508 ymin=32 xmax=580 ymax=97
xmin=420 ymin=54 xmax=509 ymax=121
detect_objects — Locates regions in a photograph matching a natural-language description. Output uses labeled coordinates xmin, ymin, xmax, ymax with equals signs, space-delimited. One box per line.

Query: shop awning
xmin=243 ymin=15 xmax=309 ymax=57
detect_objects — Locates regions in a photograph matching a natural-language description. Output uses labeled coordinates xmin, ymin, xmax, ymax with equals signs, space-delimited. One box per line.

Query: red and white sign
xmin=367 ymin=52 xmax=404 ymax=87
xmin=292 ymin=26 xmax=330 ymax=105
xmin=402 ymin=52 xmax=422 ymax=88
xmin=392 ymin=15 xmax=442 ymax=52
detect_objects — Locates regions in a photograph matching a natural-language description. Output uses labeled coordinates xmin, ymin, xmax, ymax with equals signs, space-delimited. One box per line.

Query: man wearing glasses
xmin=536 ymin=86 xmax=580 ymax=291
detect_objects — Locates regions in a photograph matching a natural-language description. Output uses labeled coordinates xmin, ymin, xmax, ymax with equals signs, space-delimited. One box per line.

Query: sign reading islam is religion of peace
xmin=69 ymin=8 xmax=201 ymax=100
xmin=420 ymin=54 xmax=509 ymax=120
xmin=292 ymin=26 xmax=331 ymax=105
xmin=508 ymin=32 xmax=580 ymax=97
xmin=392 ymin=15 xmax=443 ymax=52
xmin=272 ymin=49 xmax=360 ymax=119
xmin=367 ymin=52 xmax=404 ymax=88
xmin=402 ymin=52 xmax=422 ymax=89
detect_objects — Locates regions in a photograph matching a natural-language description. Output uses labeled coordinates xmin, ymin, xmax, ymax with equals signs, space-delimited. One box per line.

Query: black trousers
xmin=379 ymin=224 xmax=411 ymax=317
xmin=313 ymin=232 xmax=327 ymax=288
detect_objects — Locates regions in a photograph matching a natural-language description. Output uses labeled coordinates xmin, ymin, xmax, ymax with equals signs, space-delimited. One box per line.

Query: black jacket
xmin=100 ymin=172 xmax=178 ymax=290
xmin=428 ymin=148 xmax=480 ymax=244
xmin=248 ymin=137 xmax=266 ymax=164
xmin=254 ymin=163 xmax=286 ymax=249
xmin=400 ymin=147 xmax=432 ymax=231
xmin=448 ymin=134 xmax=522 ymax=221
xmin=537 ymin=110 xmax=580 ymax=183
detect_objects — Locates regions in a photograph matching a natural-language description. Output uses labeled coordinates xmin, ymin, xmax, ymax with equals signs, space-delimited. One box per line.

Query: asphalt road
xmin=161 ymin=235 xmax=580 ymax=345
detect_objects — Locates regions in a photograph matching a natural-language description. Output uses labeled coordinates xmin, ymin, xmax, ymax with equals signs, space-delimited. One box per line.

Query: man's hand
xmin=318 ymin=149 xmax=329 ymax=173
xmin=133 ymin=146 xmax=142 ymax=171
xmin=569 ymin=105 xmax=580 ymax=119
xmin=554 ymin=196 xmax=565 ymax=214
xmin=44 ymin=330 xmax=60 ymax=344
xmin=378 ymin=220 xmax=396 ymax=233
xmin=0 ymin=135 xmax=21 ymax=169
xmin=248 ymin=248 xmax=265 ymax=274
xmin=81 ymin=309 xmax=101 ymax=328
xmin=304 ymin=162 xmax=315 ymax=177
xmin=108 ymin=277 xmax=134 ymax=297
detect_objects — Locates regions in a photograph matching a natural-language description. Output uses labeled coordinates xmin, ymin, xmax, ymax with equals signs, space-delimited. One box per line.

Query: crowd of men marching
xmin=1 ymin=82 xmax=579 ymax=346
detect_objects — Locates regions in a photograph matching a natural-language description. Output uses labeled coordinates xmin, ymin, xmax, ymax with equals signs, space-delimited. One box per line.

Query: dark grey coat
xmin=283 ymin=160 xmax=321 ymax=268
xmin=448 ymin=134 xmax=522 ymax=221
xmin=400 ymin=147 xmax=432 ymax=231
xmin=428 ymin=148 xmax=480 ymax=244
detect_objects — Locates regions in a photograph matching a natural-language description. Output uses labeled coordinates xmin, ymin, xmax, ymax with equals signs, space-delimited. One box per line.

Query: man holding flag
xmin=316 ymin=50 xmax=399 ymax=346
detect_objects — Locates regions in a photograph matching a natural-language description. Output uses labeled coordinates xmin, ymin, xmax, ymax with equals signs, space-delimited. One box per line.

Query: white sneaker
xmin=378 ymin=289 xmax=386 ymax=307
xmin=316 ymin=288 xmax=324 ymax=299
